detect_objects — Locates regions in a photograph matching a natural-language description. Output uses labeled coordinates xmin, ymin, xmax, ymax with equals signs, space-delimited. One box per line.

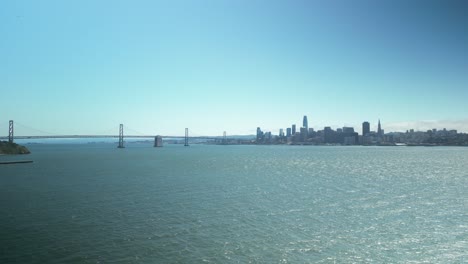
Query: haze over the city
xmin=1 ymin=0 xmax=467 ymax=136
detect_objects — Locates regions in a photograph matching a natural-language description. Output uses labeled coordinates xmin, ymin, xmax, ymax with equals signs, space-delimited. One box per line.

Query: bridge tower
xmin=118 ymin=124 xmax=124 ymax=148
xmin=8 ymin=120 xmax=14 ymax=143
xmin=184 ymin=128 xmax=189 ymax=146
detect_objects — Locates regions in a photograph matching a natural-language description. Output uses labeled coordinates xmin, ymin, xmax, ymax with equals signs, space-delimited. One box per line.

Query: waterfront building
xmin=291 ymin=132 xmax=298 ymax=143
xmin=279 ymin=129 xmax=284 ymax=137
xmin=300 ymin=127 xmax=308 ymax=142
xmin=256 ymin=127 xmax=264 ymax=142
xmin=265 ymin=132 xmax=272 ymax=143
xmin=362 ymin=121 xmax=370 ymax=136
xmin=286 ymin=128 xmax=292 ymax=137
xmin=324 ymin=127 xmax=334 ymax=143
xmin=343 ymin=127 xmax=354 ymax=133
xmin=292 ymin=124 xmax=296 ymax=135
xmin=359 ymin=135 xmax=371 ymax=145
xmin=344 ymin=136 xmax=356 ymax=145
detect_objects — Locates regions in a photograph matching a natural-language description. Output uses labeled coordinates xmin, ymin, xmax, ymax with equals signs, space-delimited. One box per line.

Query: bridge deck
xmin=0 ymin=135 xmax=221 ymax=140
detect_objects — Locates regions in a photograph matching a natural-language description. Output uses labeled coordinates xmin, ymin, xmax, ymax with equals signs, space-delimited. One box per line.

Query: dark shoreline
xmin=0 ymin=141 xmax=31 ymax=155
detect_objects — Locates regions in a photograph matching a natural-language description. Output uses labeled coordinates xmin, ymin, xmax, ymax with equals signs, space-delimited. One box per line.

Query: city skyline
xmin=255 ymin=115 xmax=466 ymax=146
xmin=257 ymin=115 xmax=464 ymax=137
xmin=1 ymin=1 xmax=467 ymax=135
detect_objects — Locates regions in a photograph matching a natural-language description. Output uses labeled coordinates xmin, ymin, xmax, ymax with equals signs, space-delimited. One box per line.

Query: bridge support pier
xmin=118 ymin=124 xmax=124 ymax=148
xmin=184 ymin=128 xmax=189 ymax=146
xmin=154 ymin=135 xmax=163 ymax=147
xmin=8 ymin=120 xmax=14 ymax=143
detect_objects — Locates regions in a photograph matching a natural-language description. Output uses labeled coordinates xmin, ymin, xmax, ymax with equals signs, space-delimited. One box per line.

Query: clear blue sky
xmin=1 ymin=0 xmax=467 ymax=136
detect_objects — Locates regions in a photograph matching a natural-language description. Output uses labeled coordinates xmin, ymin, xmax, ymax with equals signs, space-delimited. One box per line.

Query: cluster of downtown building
xmin=256 ymin=116 xmax=467 ymax=146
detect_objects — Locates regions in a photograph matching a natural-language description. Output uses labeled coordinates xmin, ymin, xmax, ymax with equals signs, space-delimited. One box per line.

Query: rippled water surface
xmin=1 ymin=144 xmax=467 ymax=263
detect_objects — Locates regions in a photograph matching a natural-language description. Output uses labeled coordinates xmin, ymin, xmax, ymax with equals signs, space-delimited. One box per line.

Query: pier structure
xmin=154 ymin=135 xmax=163 ymax=147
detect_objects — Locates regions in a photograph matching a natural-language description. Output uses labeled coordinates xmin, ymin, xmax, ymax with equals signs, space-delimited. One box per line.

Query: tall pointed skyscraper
xmin=303 ymin=115 xmax=308 ymax=130
xmin=377 ymin=119 xmax=382 ymax=136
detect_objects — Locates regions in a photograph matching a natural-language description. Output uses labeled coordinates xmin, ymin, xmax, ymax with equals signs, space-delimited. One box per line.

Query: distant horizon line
xmin=2 ymin=127 xmax=466 ymax=140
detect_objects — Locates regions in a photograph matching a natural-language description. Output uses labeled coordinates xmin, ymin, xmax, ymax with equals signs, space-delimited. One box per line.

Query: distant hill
xmin=0 ymin=141 xmax=31 ymax=155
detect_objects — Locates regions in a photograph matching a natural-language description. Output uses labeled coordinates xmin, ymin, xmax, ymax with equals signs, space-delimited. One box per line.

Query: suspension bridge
xmin=0 ymin=120 xmax=232 ymax=148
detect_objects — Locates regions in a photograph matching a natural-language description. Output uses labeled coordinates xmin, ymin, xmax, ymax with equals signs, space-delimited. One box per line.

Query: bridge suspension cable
xmin=124 ymin=126 xmax=152 ymax=137
xmin=14 ymin=121 xmax=61 ymax=137
xmin=187 ymin=129 xmax=207 ymax=138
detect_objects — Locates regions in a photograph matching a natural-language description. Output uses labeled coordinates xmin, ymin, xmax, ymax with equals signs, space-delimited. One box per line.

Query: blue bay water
xmin=0 ymin=144 xmax=467 ymax=263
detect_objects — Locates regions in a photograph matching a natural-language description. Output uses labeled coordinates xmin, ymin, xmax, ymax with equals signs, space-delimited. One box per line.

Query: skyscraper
xmin=324 ymin=126 xmax=333 ymax=143
xmin=362 ymin=121 xmax=370 ymax=136
xmin=303 ymin=115 xmax=308 ymax=130
xmin=256 ymin=127 xmax=263 ymax=142
xmin=292 ymin=124 xmax=296 ymax=135
xmin=377 ymin=119 xmax=382 ymax=136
